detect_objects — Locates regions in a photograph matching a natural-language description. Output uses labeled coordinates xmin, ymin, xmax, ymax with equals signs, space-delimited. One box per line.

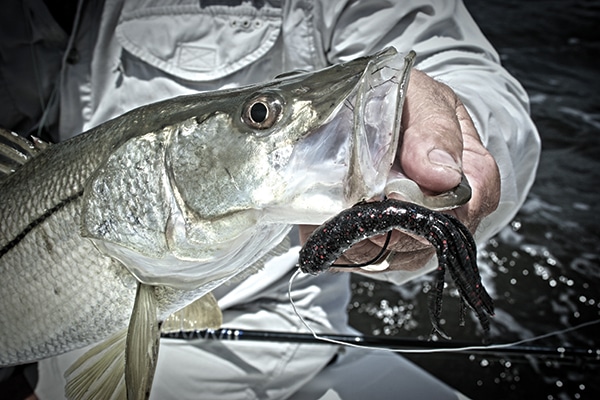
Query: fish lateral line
xmin=0 ymin=191 xmax=83 ymax=258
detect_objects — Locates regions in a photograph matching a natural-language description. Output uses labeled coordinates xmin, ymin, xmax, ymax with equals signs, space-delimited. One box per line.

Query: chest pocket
xmin=115 ymin=1 xmax=282 ymax=81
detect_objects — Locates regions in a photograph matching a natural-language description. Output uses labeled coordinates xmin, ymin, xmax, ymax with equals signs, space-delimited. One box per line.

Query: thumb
xmin=399 ymin=69 xmax=464 ymax=193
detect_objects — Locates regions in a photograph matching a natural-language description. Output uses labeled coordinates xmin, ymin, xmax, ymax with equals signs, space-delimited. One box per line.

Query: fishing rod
xmin=161 ymin=327 xmax=600 ymax=363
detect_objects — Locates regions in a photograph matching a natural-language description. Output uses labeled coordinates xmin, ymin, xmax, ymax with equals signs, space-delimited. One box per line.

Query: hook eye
xmin=241 ymin=93 xmax=283 ymax=130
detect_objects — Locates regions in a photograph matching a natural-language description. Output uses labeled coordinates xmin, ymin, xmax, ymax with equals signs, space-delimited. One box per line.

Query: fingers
xmin=402 ymin=70 xmax=500 ymax=231
xmin=299 ymin=223 xmax=433 ymax=272
xmin=453 ymin=113 xmax=501 ymax=230
xmin=299 ymin=70 xmax=501 ymax=274
xmin=400 ymin=69 xmax=464 ymax=193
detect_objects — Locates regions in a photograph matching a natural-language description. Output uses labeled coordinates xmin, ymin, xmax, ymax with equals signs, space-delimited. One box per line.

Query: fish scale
xmin=0 ymin=198 xmax=137 ymax=365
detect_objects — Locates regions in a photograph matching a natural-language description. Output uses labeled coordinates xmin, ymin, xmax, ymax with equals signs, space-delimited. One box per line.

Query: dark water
xmin=349 ymin=1 xmax=600 ymax=399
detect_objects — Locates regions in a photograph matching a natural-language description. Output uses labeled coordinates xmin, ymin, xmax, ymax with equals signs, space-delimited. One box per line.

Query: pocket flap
xmin=116 ymin=4 xmax=282 ymax=81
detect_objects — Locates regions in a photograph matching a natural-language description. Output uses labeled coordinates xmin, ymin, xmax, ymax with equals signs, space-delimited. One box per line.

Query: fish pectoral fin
xmin=125 ymin=282 xmax=161 ymax=400
xmin=64 ymin=329 xmax=127 ymax=400
xmin=161 ymin=292 xmax=223 ymax=334
xmin=65 ymin=283 xmax=161 ymax=400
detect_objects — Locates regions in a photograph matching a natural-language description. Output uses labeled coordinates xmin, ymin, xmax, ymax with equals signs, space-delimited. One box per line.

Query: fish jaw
xmin=265 ymin=49 xmax=416 ymax=224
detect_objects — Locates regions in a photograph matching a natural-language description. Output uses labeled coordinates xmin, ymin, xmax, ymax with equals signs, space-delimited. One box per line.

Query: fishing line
xmin=332 ymin=230 xmax=393 ymax=268
xmin=288 ymin=268 xmax=600 ymax=355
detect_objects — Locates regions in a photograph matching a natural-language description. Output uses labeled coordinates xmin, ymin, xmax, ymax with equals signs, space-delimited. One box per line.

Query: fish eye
xmin=241 ymin=94 xmax=283 ymax=130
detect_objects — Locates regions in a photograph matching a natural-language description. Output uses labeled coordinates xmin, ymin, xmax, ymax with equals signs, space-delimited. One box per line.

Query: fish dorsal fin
xmin=64 ymin=329 xmax=127 ymax=400
xmin=0 ymin=128 xmax=50 ymax=177
xmin=160 ymin=292 xmax=223 ymax=334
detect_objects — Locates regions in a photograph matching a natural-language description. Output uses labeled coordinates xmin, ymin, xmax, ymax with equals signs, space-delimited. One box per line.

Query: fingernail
xmin=428 ymin=149 xmax=462 ymax=173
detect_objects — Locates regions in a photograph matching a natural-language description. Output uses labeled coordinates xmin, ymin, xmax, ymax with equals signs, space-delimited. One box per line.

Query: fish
xmin=298 ymin=198 xmax=494 ymax=340
xmin=0 ymin=47 xmax=435 ymax=399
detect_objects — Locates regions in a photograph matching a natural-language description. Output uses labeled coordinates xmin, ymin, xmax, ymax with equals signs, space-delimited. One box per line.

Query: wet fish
xmin=0 ymin=48 xmax=426 ymax=398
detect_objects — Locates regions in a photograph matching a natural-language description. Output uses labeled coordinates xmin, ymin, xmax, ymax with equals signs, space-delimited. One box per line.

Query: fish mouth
xmin=278 ymin=49 xmax=416 ymax=224
xmin=343 ymin=50 xmax=416 ymax=206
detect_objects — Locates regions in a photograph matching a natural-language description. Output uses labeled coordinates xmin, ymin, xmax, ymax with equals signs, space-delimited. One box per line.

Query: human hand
xmin=299 ymin=69 xmax=501 ymax=273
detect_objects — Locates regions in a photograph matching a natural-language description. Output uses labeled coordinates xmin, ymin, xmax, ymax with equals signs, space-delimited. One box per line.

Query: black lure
xmin=298 ymin=198 xmax=494 ymax=339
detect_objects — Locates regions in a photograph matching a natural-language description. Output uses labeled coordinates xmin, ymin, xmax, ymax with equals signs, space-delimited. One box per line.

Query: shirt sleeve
xmin=312 ymin=0 xmax=541 ymax=284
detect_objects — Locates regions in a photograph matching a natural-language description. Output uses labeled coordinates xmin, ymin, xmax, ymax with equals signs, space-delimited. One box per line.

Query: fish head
xmin=168 ymin=48 xmax=414 ymax=234
xmin=83 ymin=48 xmax=418 ymax=289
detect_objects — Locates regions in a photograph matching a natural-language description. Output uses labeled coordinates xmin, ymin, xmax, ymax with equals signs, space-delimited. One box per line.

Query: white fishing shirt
xmin=1 ymin=0 xmax=540 ymax=398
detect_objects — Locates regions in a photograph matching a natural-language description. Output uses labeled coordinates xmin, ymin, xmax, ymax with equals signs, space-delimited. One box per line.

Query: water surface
xmin=349 ymin=1 xmax=600 ymax=398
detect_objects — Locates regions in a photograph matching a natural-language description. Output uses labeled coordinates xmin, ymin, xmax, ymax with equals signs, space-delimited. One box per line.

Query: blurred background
xmin=348 ymin=1 xmax=600 ymax=399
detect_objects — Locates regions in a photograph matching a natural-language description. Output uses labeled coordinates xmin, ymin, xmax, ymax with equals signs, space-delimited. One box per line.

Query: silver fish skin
xmin=0 ymin=48 xmax=415 ymax=368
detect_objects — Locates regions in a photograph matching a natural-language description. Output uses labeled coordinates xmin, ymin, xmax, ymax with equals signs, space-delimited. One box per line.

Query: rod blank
xmin=161 ymin=328 xmax=600 ymax=362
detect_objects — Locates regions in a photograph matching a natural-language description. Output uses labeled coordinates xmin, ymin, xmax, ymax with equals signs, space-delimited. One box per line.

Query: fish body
xmin=0 ymin=47 xmax=418 ymax=391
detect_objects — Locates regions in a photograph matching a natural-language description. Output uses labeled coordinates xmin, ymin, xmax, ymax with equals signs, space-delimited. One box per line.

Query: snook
xmin=0 ymin=48 xmax=416 ymax=397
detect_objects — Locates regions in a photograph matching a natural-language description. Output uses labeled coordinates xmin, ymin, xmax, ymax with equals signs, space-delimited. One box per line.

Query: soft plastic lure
xmin=298 ymin=198 xmax=494 ymax=339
